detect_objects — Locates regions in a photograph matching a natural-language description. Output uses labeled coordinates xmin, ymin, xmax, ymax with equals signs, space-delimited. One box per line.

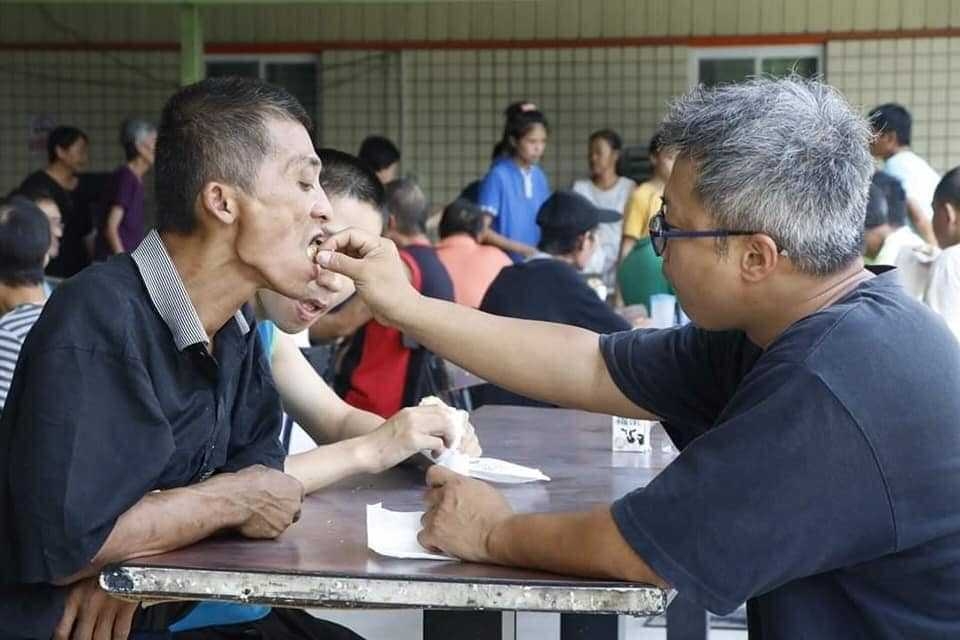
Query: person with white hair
xmin=94 ymin=118 xmax=157 ymax=259
xmin=315 ymin=77 xmax=960 ymax=639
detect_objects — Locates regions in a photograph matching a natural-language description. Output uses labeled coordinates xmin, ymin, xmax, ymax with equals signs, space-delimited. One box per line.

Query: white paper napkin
xmin=419 ymin=397 xmax=549 ymax=483
xmin=365 ymin=503 xmax=455 ymax=561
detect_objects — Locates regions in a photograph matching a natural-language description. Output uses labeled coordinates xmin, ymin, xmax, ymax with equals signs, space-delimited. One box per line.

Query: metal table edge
xmin=100 ymin=565 xmax=672 ymax=616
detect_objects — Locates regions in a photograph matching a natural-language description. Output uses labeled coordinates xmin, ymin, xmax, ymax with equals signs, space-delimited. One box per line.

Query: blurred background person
xmin=358 ymin=135 xmax=401 ymax=185
xmin=863 ymin=171 xmax=924 ymax=266
xmin=435 ymin=198 xmax=511 ymax=308
xmin=869 ymin=103 xmax=940 ymax=247
xmin=618 ymin=134 xmax=675 ymax=311
xmin=94 ymin=119 xmax=157 ymax=259
xmin=13 ymin=126 xmax=89 ymax=278
xmin=572 ymin=129 xmax=635 ymax=292
xmin=0 ymin=197 xmax=51 ymax=412
xmin=477 ymin=109 xmax=551 ymax=261
xmin=926 ymin=167 xmax=960 ymax=340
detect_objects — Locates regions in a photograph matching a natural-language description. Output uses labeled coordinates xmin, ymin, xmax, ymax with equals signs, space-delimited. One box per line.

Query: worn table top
xmin=101 ymin=406 xmax=677 ymax=615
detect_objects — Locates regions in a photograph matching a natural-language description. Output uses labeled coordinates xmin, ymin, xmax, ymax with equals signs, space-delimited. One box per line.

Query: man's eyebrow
xmin=286 ymin=154 xmax=321 ymax=172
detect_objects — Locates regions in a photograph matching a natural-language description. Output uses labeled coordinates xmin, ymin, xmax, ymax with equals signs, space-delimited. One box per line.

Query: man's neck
xmin=393 ymin=232 xmax=430 ymax=248
xmin=161 ymin=232 xmax=259 ymax=341
xmin=127 ymin=157 xmax=150 ymax=179
xmin=0 ymin=284 xmax=45 ymax=315
xmin=45 ymin=163 xmax=73 ymax=188
xmin=742 ymin=261 xmax=873 ymax=349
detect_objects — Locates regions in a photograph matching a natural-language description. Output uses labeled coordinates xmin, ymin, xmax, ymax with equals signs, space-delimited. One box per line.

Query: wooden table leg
xmin=423 ymin=611 xmax=503 ymax=640
xmin=559 ymin=613 xmax=618 ymax=639
xmin=666 ymin=595 xmax=708 ymax=640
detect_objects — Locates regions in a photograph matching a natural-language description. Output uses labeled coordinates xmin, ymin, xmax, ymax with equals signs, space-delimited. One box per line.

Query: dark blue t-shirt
xmin=600 ymin=269 xmax=960 ymax=639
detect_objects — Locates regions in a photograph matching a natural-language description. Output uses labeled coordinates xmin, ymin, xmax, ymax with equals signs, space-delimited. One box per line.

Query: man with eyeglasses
xmin=314 ymin=78 xmax=960 ymax=640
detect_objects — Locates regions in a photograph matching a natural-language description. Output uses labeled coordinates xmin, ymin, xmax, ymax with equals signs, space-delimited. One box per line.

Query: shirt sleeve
xmin=925 ymin=250 xmax=960 ymax=341
xmin=611 ymin=365 xmax=896 ymax=615
xmin=622 ymin=185 xmax=660 ymax=239
xmin=599 ymin=325 xmax=759 ymax=449
xmin=0 ymin=329 xmax=21 ymax=411
xmin=7 ymin=347 xmax=176 ymax=583
xmin=477 ymin=168 xmax=504 ymax=218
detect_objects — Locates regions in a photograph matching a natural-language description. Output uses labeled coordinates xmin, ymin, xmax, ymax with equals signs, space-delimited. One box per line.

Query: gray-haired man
xmin=316 ymin=78 xmax=960 ymax=639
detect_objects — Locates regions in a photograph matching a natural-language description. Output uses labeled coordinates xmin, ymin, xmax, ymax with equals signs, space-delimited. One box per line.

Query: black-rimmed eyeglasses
xmin=648 ymin=208 xmax=766 ymax=257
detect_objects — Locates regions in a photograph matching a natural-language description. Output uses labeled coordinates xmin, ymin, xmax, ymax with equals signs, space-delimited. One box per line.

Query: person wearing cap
xmin=435 ymin=198 xmax=512 ymax=308
xmin=313 ymin=78 xmax=960 ymax=639
xmin=475 ymin=190 xmax=630 ymax=406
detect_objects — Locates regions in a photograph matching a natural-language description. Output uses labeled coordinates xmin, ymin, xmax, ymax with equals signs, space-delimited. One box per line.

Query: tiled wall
xmin=319 ymin=46 xmax=687 ymax=203
xmin=2 ymin=1 xmax=959 ymax=206
xmin=827 ymin=37 xmax=960 ymax=172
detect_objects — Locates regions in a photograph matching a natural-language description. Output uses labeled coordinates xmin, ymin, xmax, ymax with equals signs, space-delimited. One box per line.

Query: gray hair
xmin=120 ymin=118 xmax=156 ymax=161
xmin=657 ymin=76 xmax=873 ymax=276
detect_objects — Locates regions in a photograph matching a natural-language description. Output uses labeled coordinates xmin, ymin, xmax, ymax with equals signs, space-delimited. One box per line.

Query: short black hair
xmin=872 ymin=171 xmax=908 ymax=228
xmin=0 ymin=196 xmax=51 ymax=287
xmin=537 ymin=227 xmax=592 ymax=256
xmin=384 ymin=178 xmax=427 ymax=235
xmin=154 ymin=76 xmax=312 ymax=234
xmin=933 ymin=166 xmax=960 ymax=208
xmin=868 ymin=103 xmax=912 ymax=146
xmin=589 ymin=129 xmax=623 ymax=151
xmin=317 ymin=147 xmax=386 ymax=223
xmin=357 ymin=136 xmax=400 ymax=173
xmin=47 ymin=126 xmax=88 ymax=164
xmin=439 ymin=198 xmax=484 ymax=240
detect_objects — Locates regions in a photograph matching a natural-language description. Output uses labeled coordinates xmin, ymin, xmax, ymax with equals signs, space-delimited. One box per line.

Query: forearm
xmin=393 ymin=295 xmax=649 ymax=417
xmin=105 ymin=227 xmax=124 ymax=254
xmin=284 ymin=434 xmax=379 ymax=494
xmin=335 ymin=407 xmax=385 ymax=440
xmin=56 ymin=472 xmax=249 ymax=584
xmin=484 ymin=230 xmax=537 ymax=258
xmin=907 ymin=199 xmax=938 ymax=247
xmin=487 ymin=506 xmax=667 ymax=586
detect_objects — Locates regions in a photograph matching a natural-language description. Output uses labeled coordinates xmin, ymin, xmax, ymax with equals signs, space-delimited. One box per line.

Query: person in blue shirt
xmin=477 ymin=109 xmax=551 ymax=261
xmin=317 ymin=77 xmax=960 ymax=640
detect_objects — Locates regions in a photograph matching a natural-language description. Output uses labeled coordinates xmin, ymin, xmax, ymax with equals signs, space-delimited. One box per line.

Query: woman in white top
xmin=572 ymin=129 xmax=636 ymax=289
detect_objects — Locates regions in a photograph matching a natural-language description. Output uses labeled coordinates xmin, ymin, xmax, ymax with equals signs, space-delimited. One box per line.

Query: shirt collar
xmin=131 ymin=230 xmax=250 ymax=351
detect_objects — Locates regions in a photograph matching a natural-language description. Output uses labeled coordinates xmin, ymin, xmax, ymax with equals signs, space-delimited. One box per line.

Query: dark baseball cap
xmin=536 ymin=190 xmax=622 ymax=234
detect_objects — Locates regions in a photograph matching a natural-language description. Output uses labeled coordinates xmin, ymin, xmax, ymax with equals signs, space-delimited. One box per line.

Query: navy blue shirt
xmin=479 ymin=257 xmax=630 ymax=407
xmin=0 ymin=232 xmax=283 ymax=638
xmin=481 ymin=257 xmax=630 ymax=334
xmin=601 ymin=269 xmax=960 ymax=639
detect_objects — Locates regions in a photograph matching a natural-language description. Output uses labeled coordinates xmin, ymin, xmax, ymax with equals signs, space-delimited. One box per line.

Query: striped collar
xmin=131 ymin=230 xmax=250 ymax=351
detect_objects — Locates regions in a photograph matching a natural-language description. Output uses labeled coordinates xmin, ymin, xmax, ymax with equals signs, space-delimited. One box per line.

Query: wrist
xmin=483 ymin=515 xmax=513 ymax=564
xmin=200 ymin=473 xmax=252 ymax=528
xmin=354 ymin=434 xmax=384 ymax=474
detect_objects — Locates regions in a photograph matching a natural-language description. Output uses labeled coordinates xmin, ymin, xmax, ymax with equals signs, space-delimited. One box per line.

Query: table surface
xmin=101 ymin=406 xmax=678 ymax=615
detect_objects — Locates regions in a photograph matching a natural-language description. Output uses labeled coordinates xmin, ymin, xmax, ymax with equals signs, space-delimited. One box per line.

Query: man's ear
xmin=198 ymin=182 xmax=239 ymax=226
xmin=946 ymin=202 xmax=959 ymax=226
xmin=739 ymin=234 xmax=781 ymax=283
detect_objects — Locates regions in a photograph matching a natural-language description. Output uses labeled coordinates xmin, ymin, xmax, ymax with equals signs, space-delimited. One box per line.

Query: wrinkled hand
xmin=316 ymin=229 xmax=420 ymax=327
xmin=233 ymin=465 xmax=305 ymax=538
xmin=367 ymin=406 xmax=463 ymax=472
xmin=54 ymin=576 xmax=138 ymax=640
xmin=418 ymin=466 xmax=513 ymax=563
